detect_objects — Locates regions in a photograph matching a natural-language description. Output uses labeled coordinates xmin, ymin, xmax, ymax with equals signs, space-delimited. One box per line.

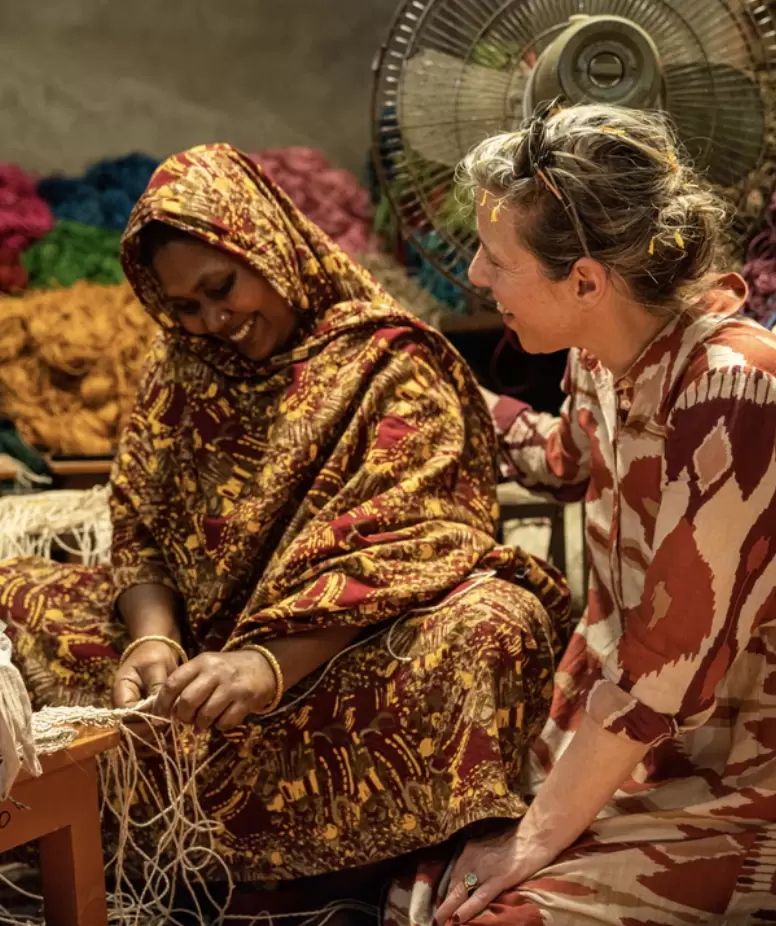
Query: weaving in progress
xmin=2 ymin=2 xmax=776 ymax=922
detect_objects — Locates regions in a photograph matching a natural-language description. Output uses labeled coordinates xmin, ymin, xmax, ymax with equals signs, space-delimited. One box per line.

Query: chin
xmin=506 ymin=322 xmax=558 ymax=355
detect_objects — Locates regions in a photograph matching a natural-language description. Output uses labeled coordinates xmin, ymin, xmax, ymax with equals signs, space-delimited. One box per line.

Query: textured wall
xmin=0 ymin=0 xmax=399 ymax=174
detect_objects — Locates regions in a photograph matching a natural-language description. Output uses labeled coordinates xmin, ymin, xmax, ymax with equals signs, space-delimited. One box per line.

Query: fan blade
xmin=400 ymin=49 xmax=523 ymax=165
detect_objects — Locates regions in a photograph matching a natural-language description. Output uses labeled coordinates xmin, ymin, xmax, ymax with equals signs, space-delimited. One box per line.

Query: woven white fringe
xmin=0 ymin=486 xmax=112 ymax=566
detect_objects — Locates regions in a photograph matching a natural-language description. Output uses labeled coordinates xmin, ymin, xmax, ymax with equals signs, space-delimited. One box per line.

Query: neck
xmin=579 ymin=295 xmax=669 ymax=379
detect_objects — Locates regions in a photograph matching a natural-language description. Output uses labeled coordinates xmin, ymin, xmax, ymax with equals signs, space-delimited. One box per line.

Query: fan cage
xmin=371 ymin=0 xmax=776 ymax=311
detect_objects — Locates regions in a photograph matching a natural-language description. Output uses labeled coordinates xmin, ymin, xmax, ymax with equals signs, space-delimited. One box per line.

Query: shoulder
xmin=680 ymin=315 xmax=776 ymax=386
xmin=665 ymin=339 xmax=776 ymax=488
xmin=672 ymin=316 xmax=776 ymax=416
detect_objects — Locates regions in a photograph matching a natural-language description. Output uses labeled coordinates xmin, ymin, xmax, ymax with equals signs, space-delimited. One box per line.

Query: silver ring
xmin=463 ymin=871 xmax=478 ymax=894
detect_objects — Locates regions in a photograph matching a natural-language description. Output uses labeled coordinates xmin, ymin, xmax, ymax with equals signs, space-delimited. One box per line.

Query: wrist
xmin=118 ymin=585 xmax=181 ymax=642
xmin=120 ymin=635 xmax=188 ymax=667
xmin=242 ymin=645 xmax=284 ymax=714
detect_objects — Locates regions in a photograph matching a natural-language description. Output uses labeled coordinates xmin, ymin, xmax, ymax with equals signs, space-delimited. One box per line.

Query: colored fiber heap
xmin=252 ymin=147 xmax=374 ymax=256
xmin=743 ymin=186 xmax=776 ymax=328
xmin=0 ymin=250 xmax=27 ymax=294
xmin=22 ymin=220 xmax=123 ymax=289
xmin=0 ymin=281 xmax=158 ymax=456
xmin=0 ymin=165 xmax=53 ymax=289
xmin=38 ymin=153 xmax=159 ymax=231
xmin=407 ymin=232 xmax=470 ymax=313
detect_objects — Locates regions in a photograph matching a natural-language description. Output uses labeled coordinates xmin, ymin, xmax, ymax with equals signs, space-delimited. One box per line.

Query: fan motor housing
xmin=526 ymin=15 xmax=663 ymax=111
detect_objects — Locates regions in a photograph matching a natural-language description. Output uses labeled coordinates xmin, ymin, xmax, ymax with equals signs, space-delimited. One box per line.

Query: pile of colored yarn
xmin=0 ymin=281 xmax=158 ymax=456
xmin=0 ymin=251 xmax=27 ymax=294
xmin=0 ymin=164 xmax=54 ymax=293
xmin=38 ymin=154 xmax=159 ymax=231
xmin=743 ymin=185 xmax=776 ymax=328
xmin=252 ymin=148 xmax=375 ymax=256
xmin=356 ymin=250 xmax=447 ymax=329
xmin=22 ymin=220 xmax=124 ymax=289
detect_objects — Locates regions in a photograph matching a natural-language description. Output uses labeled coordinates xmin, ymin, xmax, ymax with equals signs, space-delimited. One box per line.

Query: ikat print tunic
xmin=491 ymin=274 xmax=776 ymax=918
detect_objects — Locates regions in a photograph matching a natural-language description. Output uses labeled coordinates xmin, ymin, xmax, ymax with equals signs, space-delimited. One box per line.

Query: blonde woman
xmin=386 ymin=105 xmax=776 ymax=925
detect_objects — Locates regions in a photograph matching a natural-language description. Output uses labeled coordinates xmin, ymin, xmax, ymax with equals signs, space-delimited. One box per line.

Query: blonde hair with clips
xmin=459 ymin=103 xmax=728 ymax=318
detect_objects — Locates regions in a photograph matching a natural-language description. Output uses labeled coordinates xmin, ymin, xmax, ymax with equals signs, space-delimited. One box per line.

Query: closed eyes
xmin=168 ymin=271 xmax=236 ymax=316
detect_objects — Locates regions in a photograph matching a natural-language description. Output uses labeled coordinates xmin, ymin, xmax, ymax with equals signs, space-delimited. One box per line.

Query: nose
xmin=200 ymin=301 xmax=229 ymax=336
xmin=468 ymin=247 xmax=489 ymax=290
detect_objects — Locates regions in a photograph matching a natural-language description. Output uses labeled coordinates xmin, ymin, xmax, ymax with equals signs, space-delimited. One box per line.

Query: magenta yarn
xmin=0 ymin=164 xmax=54 ymax=253
xmin=742 ymin=183 xmax=776 ymax=328
xmin=250 ymin=147 xmax=375 ymax=257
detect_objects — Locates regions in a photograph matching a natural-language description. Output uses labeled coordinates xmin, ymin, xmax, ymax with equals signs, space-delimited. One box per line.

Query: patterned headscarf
xmin=121 ymin=143 xmax=393 ymax=378
xmin=113 ymin=144 xmax=569 ymax=652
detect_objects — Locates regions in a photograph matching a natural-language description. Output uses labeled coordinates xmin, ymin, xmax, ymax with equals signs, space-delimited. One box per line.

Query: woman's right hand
xmin=112 ymin=640 xmax=183 ymax=708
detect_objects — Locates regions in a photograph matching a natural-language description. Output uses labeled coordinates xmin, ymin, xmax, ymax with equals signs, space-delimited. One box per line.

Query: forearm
xmin=515 ymin=711 xmax=649 ymax=869
xmin=486 ymin=392 xmax=589 ymax=502
xmin=254 ymin=624 xmax=362 ymax=692
xmin=117 ymin=583 xmax=182 ymax=642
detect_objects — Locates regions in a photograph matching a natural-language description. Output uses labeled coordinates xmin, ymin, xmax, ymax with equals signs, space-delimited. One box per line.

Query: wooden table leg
xmin=38 ymin=756 xmax=109 ymax=926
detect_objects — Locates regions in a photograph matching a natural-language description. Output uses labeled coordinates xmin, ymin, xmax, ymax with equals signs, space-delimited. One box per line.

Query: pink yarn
xmin=0 ymin=248 xmax=27 ymax=293
xmin=743 ymin=192 xmax=776 ymax=326
xmin=0 ymin=163 xmax=54 ymax=253
xmin=250 ymin=148 xmax=375 ymax=257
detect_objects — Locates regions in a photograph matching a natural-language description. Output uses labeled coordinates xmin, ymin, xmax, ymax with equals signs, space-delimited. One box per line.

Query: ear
xmin=571 ymin=258 xmax=608 ymax=305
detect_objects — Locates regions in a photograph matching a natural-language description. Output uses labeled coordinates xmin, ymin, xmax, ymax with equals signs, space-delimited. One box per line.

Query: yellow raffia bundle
xmin=0 ymin=281 xmax=158 ymax=456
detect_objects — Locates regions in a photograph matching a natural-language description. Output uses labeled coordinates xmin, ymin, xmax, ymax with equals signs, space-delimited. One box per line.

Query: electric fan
xmin=371 ymin=0 xmax=776 ymax=309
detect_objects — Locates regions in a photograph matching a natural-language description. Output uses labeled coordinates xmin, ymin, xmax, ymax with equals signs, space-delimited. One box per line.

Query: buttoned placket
xmin=608 ymin=375 xmax=635 ymax=612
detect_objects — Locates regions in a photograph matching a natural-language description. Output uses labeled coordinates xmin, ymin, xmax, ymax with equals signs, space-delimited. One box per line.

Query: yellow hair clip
xmin=481 ymin=190 xmax=488 ymax=206
xmin=648 ymin=237 xmax=656 ymax=256
xmin=600 ymin=126 xmax=627 ymax=137
xmin=489 ymin=194 xmax=512 ymax=223
xmin=674 ymin=231 xmax=685 ymax=250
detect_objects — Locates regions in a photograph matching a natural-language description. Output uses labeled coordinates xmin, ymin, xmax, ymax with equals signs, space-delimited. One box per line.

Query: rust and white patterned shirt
xmin=493 ymin=275 xmax=776 ymax=843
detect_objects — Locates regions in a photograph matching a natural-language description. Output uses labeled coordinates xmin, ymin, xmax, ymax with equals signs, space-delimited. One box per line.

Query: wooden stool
xmin=497 ymin=482 xmax=568 ymax=573
xmin=0 ymin=728 xmax=119 ymax=926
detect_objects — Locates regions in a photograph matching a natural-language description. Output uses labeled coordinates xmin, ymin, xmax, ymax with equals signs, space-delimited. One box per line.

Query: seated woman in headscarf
xmin=0 ymin=144 xmax=571 ymax=893
xmin=388 ymin=104 xmax=776 ymax=926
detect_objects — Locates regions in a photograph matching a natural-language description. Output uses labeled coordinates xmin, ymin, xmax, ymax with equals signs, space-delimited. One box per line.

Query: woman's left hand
xmin=153 ymin=650 xmax=277 ymax=731
xmin=435 ymin=823 xmax=551 ymax=925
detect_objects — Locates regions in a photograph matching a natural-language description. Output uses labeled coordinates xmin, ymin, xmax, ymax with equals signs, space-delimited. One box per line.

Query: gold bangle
xmin=243 ymin=644 xmax=284 ymax=714
xmin=119 ymin=635 xmax=188 ymax=667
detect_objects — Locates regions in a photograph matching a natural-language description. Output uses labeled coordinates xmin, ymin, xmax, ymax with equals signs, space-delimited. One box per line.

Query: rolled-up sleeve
xmin=492 ymin=351 xmax=591 ymax=503
xmin=588 ymin=367 xmax=776 ymax=746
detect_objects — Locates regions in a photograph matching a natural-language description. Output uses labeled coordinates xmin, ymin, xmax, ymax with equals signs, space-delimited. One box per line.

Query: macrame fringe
xmin=0 ymin=485 xmax=111 ymax=565
xmin=2 ymin=694 xmax=380 ymax=925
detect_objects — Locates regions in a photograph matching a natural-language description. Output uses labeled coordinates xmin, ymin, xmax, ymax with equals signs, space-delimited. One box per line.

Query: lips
xmin=227 ymin=317 xmax=253 ymax=344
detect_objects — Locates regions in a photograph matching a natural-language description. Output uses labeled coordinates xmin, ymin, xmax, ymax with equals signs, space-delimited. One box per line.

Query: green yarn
xmin=21 ymin=219 xmax=124 ymax=289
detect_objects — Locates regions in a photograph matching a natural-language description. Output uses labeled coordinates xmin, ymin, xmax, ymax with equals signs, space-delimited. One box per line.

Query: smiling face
xmin=151 ymin=236 xmax=299 ymax=363
xmin=468 ymin=194 xmax=604 ymax=355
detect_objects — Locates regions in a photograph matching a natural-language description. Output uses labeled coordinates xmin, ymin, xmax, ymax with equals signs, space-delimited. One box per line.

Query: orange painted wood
xmin=0 ymin=728 xmax=119 ymax=926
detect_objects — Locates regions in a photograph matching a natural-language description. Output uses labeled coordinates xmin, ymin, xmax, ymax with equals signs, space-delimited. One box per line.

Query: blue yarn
xmin=38 ymin=153 xmax=159 ymax=231
xmin=407 ymin=232 xmax=470 ymax=313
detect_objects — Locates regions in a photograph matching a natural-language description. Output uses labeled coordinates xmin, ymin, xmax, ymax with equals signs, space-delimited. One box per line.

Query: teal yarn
xmin=21 ymin=220 xmax=124 ymax=289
